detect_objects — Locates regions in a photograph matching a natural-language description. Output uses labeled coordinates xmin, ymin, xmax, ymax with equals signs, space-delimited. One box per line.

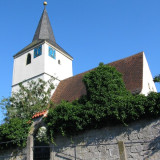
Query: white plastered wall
xmin=12 ymin=74 xmax=45 ymax=93
xmin=140 ymin=52 xmax=157 ymax=95
xmin=12 ymin=43 xmax=45 ymax=87
xmin=44 ymin=43 xmax=73 ymax=81
xmin=12 ymin=74 xmax=60 ymax=96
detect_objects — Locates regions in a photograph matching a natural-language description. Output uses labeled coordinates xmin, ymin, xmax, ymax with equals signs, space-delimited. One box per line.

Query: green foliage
xmin=45 ymin=63 xmax=160 ymax=141
xmin=83 ymin=63 xmax=130 ymax=104
xmin=0 ymin=78 xmax=54 ymax=150
xmin=46 ymin=101 xmax=90 ymax=139
xmin=1 ymin=63 xmax=159 ymax=147
xmin=154 ymin=75 xmax=160 ymax=83
xmin=0 ymin=118 xmax=30 ymax=150
xmin=0 ymin=78 xmax=54 ymax=120
xmin=145 ymin=92 xmax=160 ymax=117
xmin=35 ymin=126 xmax=49 ymax=144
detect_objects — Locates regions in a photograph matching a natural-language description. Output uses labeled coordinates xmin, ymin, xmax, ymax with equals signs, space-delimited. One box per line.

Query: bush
xmin=45 ymin=63 xmax=160 ymax=141
xmin=0 ymin=118 xmax=30 ymax=150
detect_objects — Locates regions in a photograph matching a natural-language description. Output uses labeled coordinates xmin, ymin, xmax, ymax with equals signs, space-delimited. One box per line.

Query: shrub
xmin=0 ymin=118 xmax=30 ymax=149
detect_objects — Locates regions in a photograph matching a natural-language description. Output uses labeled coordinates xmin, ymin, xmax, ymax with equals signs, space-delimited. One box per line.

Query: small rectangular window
xmin=49 ymin=46 xmax=56 ymax=59
xmin=34 ymin=45 xmax=42 ymax=58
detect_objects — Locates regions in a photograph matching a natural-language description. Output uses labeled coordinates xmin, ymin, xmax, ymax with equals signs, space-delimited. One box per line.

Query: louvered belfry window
xmin=34 ymin=45 xmax=42 ymax=58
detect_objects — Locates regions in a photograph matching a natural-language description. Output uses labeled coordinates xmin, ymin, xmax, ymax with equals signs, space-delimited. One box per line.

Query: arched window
xmin=26 ymin=54 xmax=31 ymax=65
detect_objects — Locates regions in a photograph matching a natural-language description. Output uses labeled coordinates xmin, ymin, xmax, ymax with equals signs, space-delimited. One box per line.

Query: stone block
xmin=131 ymin=145 xmax=143 ymax=153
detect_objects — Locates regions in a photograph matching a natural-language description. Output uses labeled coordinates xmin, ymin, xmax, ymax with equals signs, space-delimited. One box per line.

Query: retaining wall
xmin=51 ymin=118 xmax=160 ymax=160
xmin=1 ymin=118 xmax=160 ymax=160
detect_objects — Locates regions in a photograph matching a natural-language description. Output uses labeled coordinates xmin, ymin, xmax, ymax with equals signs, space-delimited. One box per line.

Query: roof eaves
xmin=13 ymin=40 xmax=45 ymax=58
xmin=32 ymin=110 xmax=48 ymax=119
xmin=45 ymin=40 xmax=73 ymax=59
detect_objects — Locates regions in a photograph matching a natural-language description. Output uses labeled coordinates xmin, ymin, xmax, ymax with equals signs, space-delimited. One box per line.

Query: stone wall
xmin=51 ymin=118 xmax=160 ymax=160
xmin=0 ymin=148 xmax=27 ymax=160
xmin=1 ymin=118 xmax=160 ymax=160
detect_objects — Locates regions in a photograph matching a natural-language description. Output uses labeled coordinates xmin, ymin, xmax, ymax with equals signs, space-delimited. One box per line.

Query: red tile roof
xmin=32 ymin=110 xmax=47 ymax=119
xmin=51 ymin=52 xmax=143 ymax=104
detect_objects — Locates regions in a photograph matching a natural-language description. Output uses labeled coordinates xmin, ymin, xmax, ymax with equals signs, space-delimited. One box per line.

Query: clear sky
xmin=0 ymin=0 xmax=160 ymax=123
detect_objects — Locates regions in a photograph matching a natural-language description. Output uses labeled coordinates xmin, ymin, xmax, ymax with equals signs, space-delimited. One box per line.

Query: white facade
xmin=44 ymin=42 xmax=73 ymax=81
xmin=141 ymin=52 xmax=157 ymax=95
xmin=12 ymin=41 xmax=73 ymax=93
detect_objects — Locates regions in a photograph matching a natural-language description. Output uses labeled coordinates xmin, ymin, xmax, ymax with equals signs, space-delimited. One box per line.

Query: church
xmin=7 ymin=2 xmax=160 ymax=160
xmin=12 ymin=2 xmax=157 ymax=105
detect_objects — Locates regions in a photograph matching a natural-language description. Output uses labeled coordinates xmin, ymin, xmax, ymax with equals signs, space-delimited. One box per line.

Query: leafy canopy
xmin=154 ymin=75 xmax=160 ymax=83
xmin=0 ymin=78 xmax=54 ymax=149
xmin=0 ymin=118 xmax=30 ymax=150
xmin=82 ymin=63 xmax=130 ymax=103
xmin=45 ymin=63 xmax=160 ymax=141
xmin=0 ymin=78 xmax=54 ymax=121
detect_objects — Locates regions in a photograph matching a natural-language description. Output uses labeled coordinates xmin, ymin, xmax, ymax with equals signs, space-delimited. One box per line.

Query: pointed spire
xmin=32 ymin=2 xmax=56 ymax=43
xmin=14 ymin=1 xmax=73 ymax=59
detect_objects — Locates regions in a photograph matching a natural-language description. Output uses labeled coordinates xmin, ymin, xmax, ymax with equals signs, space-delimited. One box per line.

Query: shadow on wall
xmin=146 ymin=121 xmax=160 ymax=158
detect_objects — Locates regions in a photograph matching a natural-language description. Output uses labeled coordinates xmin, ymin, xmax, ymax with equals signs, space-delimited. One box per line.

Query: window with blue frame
xmin=48 ymin=46 xmax=56 ymax=59
xmin=34 ymin=45 xmax=42 ymax=58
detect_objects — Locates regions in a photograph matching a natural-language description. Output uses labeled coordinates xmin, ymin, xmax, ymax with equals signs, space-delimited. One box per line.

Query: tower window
xmin=49 ymin=46 xmax=56 ymax=59
xmin=34 ymin=45 xmax=42 ymax=58
xmin=26 ymin=53 xmax=31 ymax=65
xmin=148 ymin=83 xmax=151 ymax=90
xmin=58 ymin=60 xmax=61 ymax=65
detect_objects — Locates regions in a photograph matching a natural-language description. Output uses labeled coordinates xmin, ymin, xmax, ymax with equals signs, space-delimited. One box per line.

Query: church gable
xmin=141 ymin=53 xmax=157 ymax=95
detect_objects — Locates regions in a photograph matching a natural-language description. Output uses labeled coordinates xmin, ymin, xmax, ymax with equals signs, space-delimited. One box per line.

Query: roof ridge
xmin=109 ymin=51 xmax=144 ymax=65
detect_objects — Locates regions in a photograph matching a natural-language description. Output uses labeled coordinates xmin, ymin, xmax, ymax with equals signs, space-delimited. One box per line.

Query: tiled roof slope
xmin=51 ymin=52 xmax=143 ymax=104
xmin=32 ymin=110 xmax=47 ymax=119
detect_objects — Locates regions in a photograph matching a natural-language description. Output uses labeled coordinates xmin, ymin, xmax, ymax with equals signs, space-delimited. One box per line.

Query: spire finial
xmin=43 ymin=1 xmax=47 ymax=8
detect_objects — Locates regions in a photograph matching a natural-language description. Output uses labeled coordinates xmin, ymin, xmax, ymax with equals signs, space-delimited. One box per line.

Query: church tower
xmin=12 ymin=2 xmax=73 ymax=92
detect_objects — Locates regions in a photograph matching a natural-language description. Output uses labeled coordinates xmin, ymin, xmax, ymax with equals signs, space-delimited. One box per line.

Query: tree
xmin=154 ymin=75 xmax=160 ymax=83
xmin=45 ymin=63 xmax=160 ymax=141
xmin=0 ymin=78 xmax=54 ymax=121
xmin=82 ymin=63 xmax=131 ymax=104
xmin=0 ymin=118 xmax=30 ymax=149
xmin=45 ymin=63 xmax=133 ymax=139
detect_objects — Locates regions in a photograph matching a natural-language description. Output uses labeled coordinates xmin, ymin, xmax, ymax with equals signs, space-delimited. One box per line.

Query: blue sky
xmin=0 ymin=0 xmax=160 ymax=123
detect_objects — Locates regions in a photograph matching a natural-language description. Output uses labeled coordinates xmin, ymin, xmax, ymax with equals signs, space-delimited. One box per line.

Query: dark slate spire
xmin=14 ymin=2 xmax=73 ymax=59
xmin=32 ymin=6 xmax=56 ymax=43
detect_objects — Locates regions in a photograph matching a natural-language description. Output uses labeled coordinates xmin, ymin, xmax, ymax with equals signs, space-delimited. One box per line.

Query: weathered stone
xmin=131 ymin=145 xmax=143 ymax=153
xmin=2 ymin=118 xmax=160 ymax=160
xmin=129 ymin=133 xmax=138 ymax=140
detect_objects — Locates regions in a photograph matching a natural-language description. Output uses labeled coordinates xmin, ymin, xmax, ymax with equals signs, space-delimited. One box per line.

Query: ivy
xmin=154 ymin=75 xmax=160 ymax=83
xmin=45 ymin=63 xmax=160 ymax=141
xmin=1 ymin=64 xmax=160 ymax=148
